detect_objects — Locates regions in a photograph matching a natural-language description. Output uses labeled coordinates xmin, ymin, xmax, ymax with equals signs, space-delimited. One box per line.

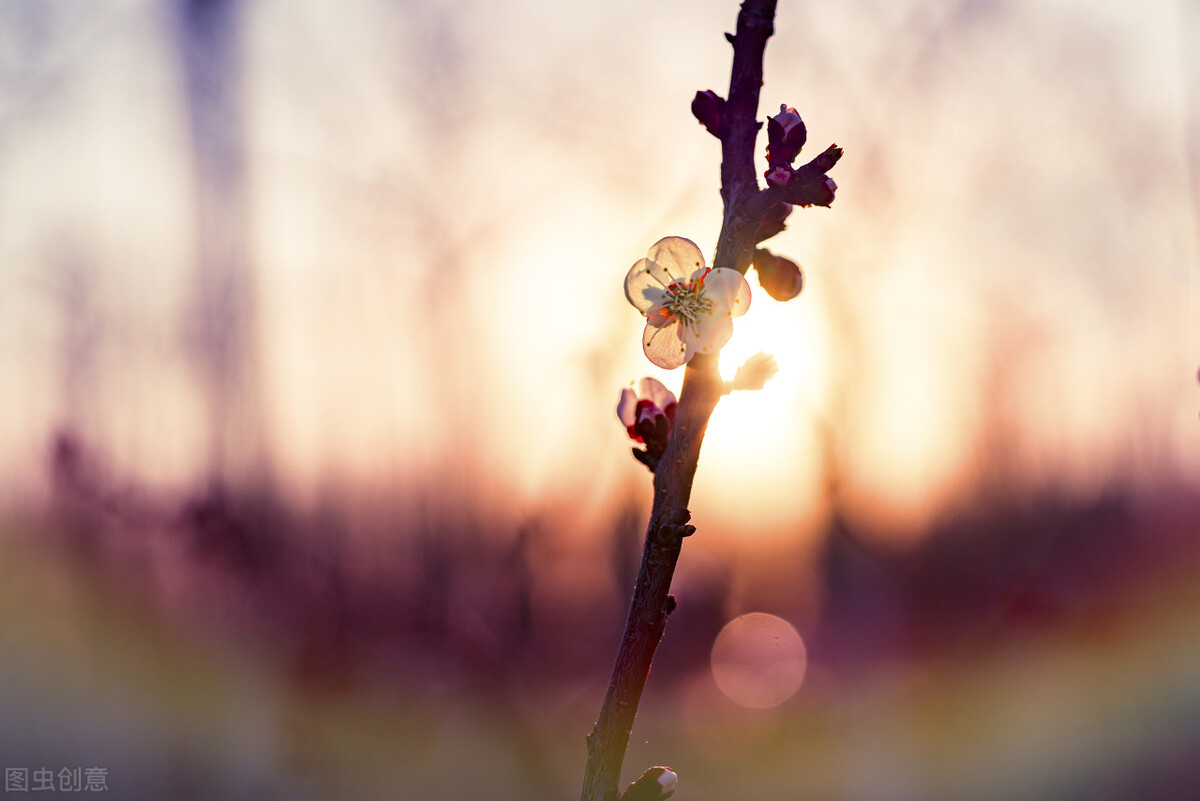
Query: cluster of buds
xmin=763 ymin=104 xmax=841 ymax=208
xmin=617 ymin=378 xmax=678 ymax=472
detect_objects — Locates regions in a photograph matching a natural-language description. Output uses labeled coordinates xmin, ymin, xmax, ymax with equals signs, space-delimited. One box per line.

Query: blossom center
xmin=657 ymin=272 xmax=712 ymax=329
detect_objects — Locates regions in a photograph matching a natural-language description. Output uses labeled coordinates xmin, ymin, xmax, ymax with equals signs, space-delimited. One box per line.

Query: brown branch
xmin=712 ymin=0 xmax=779 ymax=274
xmin=578 ymin=3 xmax=781 ymax=801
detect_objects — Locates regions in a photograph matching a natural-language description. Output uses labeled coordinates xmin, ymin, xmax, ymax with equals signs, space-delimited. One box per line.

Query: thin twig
xmin=579 ymin=3 xmax=780 ymax=801
xmin=713 ymin=0 xmax=779 ymax=274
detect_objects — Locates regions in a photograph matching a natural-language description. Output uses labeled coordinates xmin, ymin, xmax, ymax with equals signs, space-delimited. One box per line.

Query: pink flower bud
xmin=691 ymin=90 xmax=725 ymax=136
xmin=766 ymin=104 xmax=807 ymax=164
xmin=635 ymin=399 xmax=664 ymax=426
xmin=765 ymin=164 xmax=794 ymax=189
xmin=772 ymin=169 xmax=836 ymax=207
xmin=617 ymin=379 xmax=677 ymax=444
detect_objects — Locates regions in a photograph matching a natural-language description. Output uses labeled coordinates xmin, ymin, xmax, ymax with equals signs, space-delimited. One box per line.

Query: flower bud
xmin=617 ymin=379 xmax=677 ymax=443
xmin=768 ymin=168 xmax=835 ymax=207
xmin=635 ymin=403 xmax=671 ymax=451
xmin=752 ymin=248 xmax=804 ymax=302
xmin=793 ymin=175 xmax=836 ymax=208
xmin=767 ymin=143 xmax=841 ymax=206
xmin=691 ymin=90 xmax=725 ymax=136
xmin=764 ymin=164 xmax=794 ymax=189
xmin=617 ymin=378 xmax=677 ymax=471
xmin=621 ymin=767 xmax=677 ymax=801
xmin=755 ymin=200 xmax=793 ymax=243
xmin=766 ymin=104 xmax=807 ymax=164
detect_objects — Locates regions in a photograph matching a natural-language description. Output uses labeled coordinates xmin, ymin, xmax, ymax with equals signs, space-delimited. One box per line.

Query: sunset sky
xmin=1 ymin=0 xmax=1198 ymax=546
xmin=3 ymin=3 xmax=1200 ymax=799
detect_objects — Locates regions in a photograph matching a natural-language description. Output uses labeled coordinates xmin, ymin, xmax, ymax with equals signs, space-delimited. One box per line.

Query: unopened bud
xmin=621 ymin=767 xmax=677 ymax=801
xmin=691 ymin=90 xmax=725 ymax=136
xmin=752 ymin=249 xmax=804 ymax=301
xmin=769 ymin=143 xmax=841 ymax=207
xmin=755 ymin=200 xmax=793 ymax=243
xmin=766 ymin=104 xmax=807 ymax=164
xmin=765 ymin=164 xmax=794 ymax=189
xmin=636 ymin=412 xmax=670 ymax=452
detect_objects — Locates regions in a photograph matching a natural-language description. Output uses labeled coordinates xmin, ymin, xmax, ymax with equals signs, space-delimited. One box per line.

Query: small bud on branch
xmin=618 ymin=378 xmax=678 ymax=473
xmin=755 ymin=200 xmax=792 ymax=243
xmin=621 ymin=767 xmax=677 ymax=801
xmin=752 ymin=248 xmax=804 ymax=301
xmin=766 ymin=104 xmax=807 ymax=164
xmin=691 ymin=90 xmax=726 ymax=137
xmin=764 ymin=144 xmax=843 ymax=207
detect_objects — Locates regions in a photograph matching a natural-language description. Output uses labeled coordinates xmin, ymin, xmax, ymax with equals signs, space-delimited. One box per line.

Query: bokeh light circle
xmin=710 ymin=613 xmax=807 ymax=708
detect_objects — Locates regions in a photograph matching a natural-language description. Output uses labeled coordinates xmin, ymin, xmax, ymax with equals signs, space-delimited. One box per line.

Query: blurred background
xmin=2 ymin=0 xmax=1199 ymax=798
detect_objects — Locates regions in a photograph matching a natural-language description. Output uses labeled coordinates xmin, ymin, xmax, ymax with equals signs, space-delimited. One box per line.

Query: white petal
xmin=625 ymin=260 xmax=672 ymax=314
xmin=703 ymin=268 xmax=752 ymax=318
xmin=642 ymin=321 xmax=688 ymax=369
xmin=680 ymin=309 xmax=734 ymax=360
xmin=637 ymin=376 xmax=676 ymax=408
xmin=731 ymin=352 xmax=779 ymax=391
xmin=646 ymin=237 xmax=705 ymax=282
xmin=616 ymin=387 xmax=638 ymax=426
xmin=656 ymin=769 xmax=678 ymax=796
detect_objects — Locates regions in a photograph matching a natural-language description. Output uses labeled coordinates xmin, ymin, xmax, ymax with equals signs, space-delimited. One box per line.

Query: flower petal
xmin=646 ymin=237 xmax=705 ymax=282
xmin=645 ymin=303 xmax=674 ymax=328
xmin=625 ymin=259 xmax=673 ymax=314
xmin=643 ymin=320 xmax=688 ymax=369
xmin=617 ymin=387 xmax=638 ymax=427
xmin=731 ymin=352 xmax=779 ymax=391
xmin=637 ymin=376 xmax=676 ymax=409
xmin=680 ymin=309 xmax=734 ymax=361
xmin=702 ymin=267 xmax=752 ymax=318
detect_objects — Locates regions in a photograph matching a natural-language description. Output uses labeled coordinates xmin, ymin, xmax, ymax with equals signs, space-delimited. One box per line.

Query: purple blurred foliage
xmin=812 ymin=487 xmax=1200 ymax=668
xmin=38 ymin=425 xmax=1200 ymax=699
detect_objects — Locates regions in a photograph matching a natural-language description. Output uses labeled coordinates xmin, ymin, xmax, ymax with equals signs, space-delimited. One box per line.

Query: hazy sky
xmin=2 ymin=0 xmax=1198 ymax=542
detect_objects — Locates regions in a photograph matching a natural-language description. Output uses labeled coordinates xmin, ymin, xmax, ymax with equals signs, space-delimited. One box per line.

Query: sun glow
xmin=692 ymin=276 xmax=832 ymax=539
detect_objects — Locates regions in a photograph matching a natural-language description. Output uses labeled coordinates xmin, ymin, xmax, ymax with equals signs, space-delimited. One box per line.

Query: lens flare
xmin=710 ymin=612 xmax=807 ymax=708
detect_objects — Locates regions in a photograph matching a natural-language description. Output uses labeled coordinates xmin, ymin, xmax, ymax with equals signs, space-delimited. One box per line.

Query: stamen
xmin=660 ymin=274 xmax=714 ymax=330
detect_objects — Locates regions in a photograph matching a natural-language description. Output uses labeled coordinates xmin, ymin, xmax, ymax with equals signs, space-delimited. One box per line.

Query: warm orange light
xmin=692 ymin=283 xmax=831 ymax=539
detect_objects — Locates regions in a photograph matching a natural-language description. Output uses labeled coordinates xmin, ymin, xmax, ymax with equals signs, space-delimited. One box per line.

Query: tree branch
xmin=580 ymin=2 xmax=819 ymax=799
xmin=713 ymin=0 xmax=778 ymax=274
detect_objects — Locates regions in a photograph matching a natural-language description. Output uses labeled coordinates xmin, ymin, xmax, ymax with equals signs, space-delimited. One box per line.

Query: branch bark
xmin=579 ymin=3 xmax=779 ymax=801
xmin=713 ymin=0 xmax=779 ymax=274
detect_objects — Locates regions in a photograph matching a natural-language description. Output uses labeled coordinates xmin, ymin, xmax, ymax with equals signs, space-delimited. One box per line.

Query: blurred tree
xmin=173 ymin=0 xmax=268 ymax=494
